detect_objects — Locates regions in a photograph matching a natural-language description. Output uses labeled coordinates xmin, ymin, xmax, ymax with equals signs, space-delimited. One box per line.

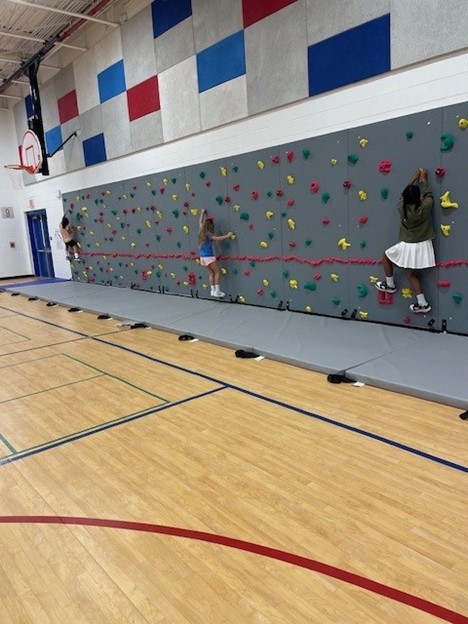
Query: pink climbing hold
xmin=233 ymin=184 xmax=240 ymax=192
xmin=248 ymin=223 xmax=254 ymax=230
xmin=166 ymin=226 xmax=173 ymax=233
xmin=286 ymin=199 xmax=295 ymax=207
xmin=359 ymin=215 xmax=368 ymax=225
xmin=378 ymin=290 xmax=393 ymax=305
xmin=288 ymin=242 xmax=297 ymax=248
xmin=310 ymin=181 xmax=320 ymax=194
xmin=159 ymin=187 xmax=165 ymax=194
xmin=188 ymin=271 xmax=196 ymax=285
xmin=435 ymin=167 xmax=446 ymax=177
xmin=343 ymin=180 xmax=352 ymax=189
xmin=314 ymin=273 xmax=321 ymax=280
xmin=322 ymin=218 xmax=330 ymax=226
xmin=251 ymin=190 xmax=259 ymax=200
xmin=225 ymin=196 xmax=231 ymax=203
xmin=286 ymin=151 xmax=295 ymax=163
xmin=403 ymin=316 xmax=411 ymax=325
xmin=378 ymin=160 xmax=392 ymax=173
xmin=437 ymin=280 xmax=451 ymax=287
xmin=276 ymin=189 xmax=284 ymax=197
xmin=257 ymin=288 xmax=264 ymax=295
xmin=271 ymin=155 xmax=280 ymax=164
xmin=244 ymin=268 xmax=251 ymax=276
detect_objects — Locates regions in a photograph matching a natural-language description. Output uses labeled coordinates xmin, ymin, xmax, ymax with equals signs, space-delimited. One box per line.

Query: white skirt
xmin=385 ymin=240 xmax=435 ymax=269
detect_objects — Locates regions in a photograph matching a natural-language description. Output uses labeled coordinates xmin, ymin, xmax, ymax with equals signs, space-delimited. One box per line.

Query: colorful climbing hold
xmin=357 ymin=284 xmax=368 ymax=297
xmin=359 ymin=138 xmax=368 ymax=148
xmin=406 ymin=131 xmax=413 ymax=140
xmin=440 ymin=133 xmax=455 ymax=152
xmin=358 ymin=311 xmax=368 ymax=319
xmin=358 ymin=190 xmax=367 ymax=201
xmin=401 ymin=288 xmax=412 ymax=299
xmin=304 ymin=281 xmax=317 ymax=291
xmin=287 ymin=175 xmax=295 ymax=185
xmin=287 ymin=218 xmax=296 ymax=230
xmin=310 ymin=181 xmax=320 ymax=194
xmin=330 ymin=158 xmax=338 ymax=166
xmin=240 ymin=212 xmax=250 ymax=221
xmin=338 ymin=237 xmax=351 ymax=250
xmin=348 ymin=153 xmax=359 ymax=165
xmin=321 ymin=192 xmax=331 ymax=204
xmin=452 ymin=292 xmax=463 ymax=304
xmin=459 ymin=118 xmax=468 ymax=129
xmin=257 ymin=160 xmax=265 ymax=169
xmin=380 ymin=187 xmax=389 ymax=200
xmin=265 ymin=210 xmax=274 ymax=220
xmin=330 ymin=274 xmax=339 ymax=282
xmin=440 ymin=191 xmax=459 ymax=209
xmin=378 ymin=160 xmax=392 ymax=173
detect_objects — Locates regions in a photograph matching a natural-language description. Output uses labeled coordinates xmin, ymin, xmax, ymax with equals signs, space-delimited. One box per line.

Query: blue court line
xmin=1 ymin=304 xmax=467 ymax=474
xmin=0 ymin=387 xmax=225 ymax=466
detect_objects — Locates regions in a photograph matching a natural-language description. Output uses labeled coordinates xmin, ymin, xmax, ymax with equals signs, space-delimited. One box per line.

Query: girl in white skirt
xmin=376 ymin=168 xmax=435 ymax=313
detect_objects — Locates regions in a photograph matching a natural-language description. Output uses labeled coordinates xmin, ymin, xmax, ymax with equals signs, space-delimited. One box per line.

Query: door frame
xmin=26 ymin=209 xmax=55 ymax=278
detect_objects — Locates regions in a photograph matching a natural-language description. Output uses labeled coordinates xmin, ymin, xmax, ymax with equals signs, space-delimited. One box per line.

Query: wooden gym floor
xmin=0 ymin=286 xmax=466 ymax=623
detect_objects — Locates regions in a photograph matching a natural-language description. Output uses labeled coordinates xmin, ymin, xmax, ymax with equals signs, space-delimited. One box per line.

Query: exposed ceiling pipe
xmin=0 ymin=29 xmax=87 ymax=52
xmin=0 ymin=56 xmax=60 ymax=71
xmin=4 ymin=0 xmax=117 ymax=27
xmin=0 ymin=0 xmax=117 ymax=95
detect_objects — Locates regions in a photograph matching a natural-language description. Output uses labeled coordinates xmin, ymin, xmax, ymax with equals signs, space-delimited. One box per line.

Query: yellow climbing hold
xmin=238 ymin=295 xmax=246 ymax=303
xmin=191 ymin=208 xmax=198 ymax=216
xmin=330 ymin=158 xmax=338 ymax=165
xmin=359 ymin=138 xmax=369 ymax=148
xmin=185 ymin=183 xmax=191 ymax=190
xmin=331 ymin=273 xmax=340 ymax=282
xmin=266 ymin=210 xmax=274 ymax=220
xmin=287 ymin=175 xmax=295 ymax=185
xmin=260 ymin=241 xmax=268 ymax=248
xmin=358 ymin=190 xmax=367 ymax=201
xmin=221 ymin=267 xmax=227 ymax=275
xmin=157 ymin=210 xmax=163 ymax=219
xmin=440 ymin=191 xmax=459 ymax=208
xmin=220 ymin=166 xmax=227 ymax=176
xmin=401 ymin=288 xmax=412 ymax=299
xmin=163 ymin=178 xmax=169 ymax=185
xmin=369 ymin=275 xmax=378 ymax=284
xmin=305 ymin=305 xmax=313 ymax=313
xmin=338 ymin=237 xmax=351 ymax=250
xmin=145 ymin=220 xmax=152 ymax=228
xmin=459 ymin=118 xmax=468 ymax=129
xmin=289 ymin=279 xmax=298 ymax=289
xmin=230 ymin=233 xmax=236 ymax=240
xmin=121 ymin=236 xmax=126 ymax=241
xmin=172 ymin=194 xmax=178 ymax=201
xmin=158 ymin=264 xmax=164 ymax=270
xmin=147 ymin=271 xmax=153 ymax=277
xmin=440 ymin=224 xmax=451 ymax=237
xmin=89 ymin=230 xmax=95 ymax=235
xmin=358 ymin=311 xmax=368 ymax=319
xmin=287 ymin=218 xmax=296 ymax=230
xmin=257 ymin=160 xmax=265 ymax=169
xmin=263 ymin=279 xmax=269 ymax=287
xmin=183 ymin=225 xmax=189 ymax=234
xmin=234 ymin=204 xmax=241 ymax=211
xmin=146 ymin=181 xmax=152 ymax=188
xmin=130 ymin=242 xmax=136 ymax=248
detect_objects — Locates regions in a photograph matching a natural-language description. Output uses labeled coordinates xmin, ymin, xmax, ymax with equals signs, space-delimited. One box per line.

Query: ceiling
xmin=0 ymin=0 xmax=128 ymax=111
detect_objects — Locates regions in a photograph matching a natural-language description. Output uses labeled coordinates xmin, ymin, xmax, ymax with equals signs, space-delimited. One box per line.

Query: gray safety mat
xmin=4 ymin=282 xmax=467 ymax=407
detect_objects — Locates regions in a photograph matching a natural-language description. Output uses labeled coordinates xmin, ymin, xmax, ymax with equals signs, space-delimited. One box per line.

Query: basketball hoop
xmin=4 ymin=164 xmax=37 ymax=190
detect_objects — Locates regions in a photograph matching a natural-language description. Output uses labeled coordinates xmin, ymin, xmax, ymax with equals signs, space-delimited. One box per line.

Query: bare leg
xmin=382 ymin=252 xmax=394 ymax=277
xmin=207 ymin=264 xmax=215 ymax=287
xmin=405 ymin=268 xmax=422 ymax=295
xmin=211 ymin=261 xmax=221 ymax=286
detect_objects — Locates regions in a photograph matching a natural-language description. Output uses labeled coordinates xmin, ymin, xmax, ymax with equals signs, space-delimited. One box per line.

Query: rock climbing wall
xmin=62 ymin=103 xmax=468 ymax=334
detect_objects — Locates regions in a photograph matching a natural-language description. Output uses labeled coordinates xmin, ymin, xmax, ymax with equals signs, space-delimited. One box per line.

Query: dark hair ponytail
xmin=402 ymin=184 xmax=421 ymax=222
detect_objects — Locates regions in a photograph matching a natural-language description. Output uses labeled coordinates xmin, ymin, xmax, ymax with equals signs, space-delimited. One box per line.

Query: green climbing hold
xmin=171 ymin=178 xmax=176 ymax=184
xmin=304 ymin=281 xmax=317 ymax=291
xmin=199 ymin=171 xmax=206 ymax=179
xmin=380 ymin=187 xmax=389 ymax=200
xmin=268 ymin=232 xmax=275 ymax=240
xmin=232 ymin=268 xmax=238 ymax=275
xmin=156 ymin=271 xmax=161 ymax=278
xmin=156 ymin=234 xmax=161 ymax=241
xmin=136 ymin=228 xmax=142 ymax=234
xmin=151 ymin=190 xmax=157 ymax=195
xmin=240 ymin=212 xmax=250 ymax=221
xmin=270 ymin=290 xmax=277 ymax=298
xmin=172 ymin=210 xmax=179 ymax=218
xmin=305 ymin=239 xmax=312 ymax=247
xmin=232 ymin=166 xmax=238 ymax=173
xmin=215 ymin=195 xmax=224 ymax=205
xmin=348 ymin=153 xmax=359 ymax=165
xmin=452 ymin=292 xmax=463 ymax=304
xmin=95 ymin=199 xmax=99 ymax=205
xmin=249 ymin=261 xmax=256 ymax=267
xmin=266 ymin=191 xmax=272 ymax=198
xmin=281 ymin=212 xmax=287 ymax=217
xmin=302 ymin=149 xmax=311 ymax=160
xmin=406 ymin=131 xmax=413 ymax=140
xmin=440 ymin=133 xmax=455 ymax=152
xmin=332 ymin=297 xmax=341 ymax=305
xmin=176 ymin=242 xmax=181 ymax=248
xmin=359 ymin=241 xmax=367 ymax=249
xmin=357 ymin=284 xmax=368 ymax=297
xmin=283 ymin=270 xmax=290 ymax=279
xmin=321 ymin=192 xmax=331 ymax=204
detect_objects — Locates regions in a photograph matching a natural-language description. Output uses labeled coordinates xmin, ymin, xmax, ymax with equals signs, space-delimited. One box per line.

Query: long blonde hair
xmin=198 ymin=219 xmax=214 ymax=244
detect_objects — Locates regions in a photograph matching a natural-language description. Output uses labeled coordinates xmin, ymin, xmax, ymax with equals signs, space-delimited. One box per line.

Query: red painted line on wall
xmin=0 ymin=515 xmax=465 ymax=623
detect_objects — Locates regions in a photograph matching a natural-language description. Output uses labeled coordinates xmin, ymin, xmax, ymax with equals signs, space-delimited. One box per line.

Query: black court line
xmin=1 ymin=303 xmax=467 ymax=474
xmin=0 ymin=387 xmax=225 ymax=466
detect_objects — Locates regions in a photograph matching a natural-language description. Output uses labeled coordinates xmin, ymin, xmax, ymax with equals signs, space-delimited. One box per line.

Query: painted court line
xmin=0 ymin=515 xmax=465 ymax=623
xmin=1 ymin=304 xmax=467 ymax=474
xmin=0 ymin=387 xmax=225 ymax=466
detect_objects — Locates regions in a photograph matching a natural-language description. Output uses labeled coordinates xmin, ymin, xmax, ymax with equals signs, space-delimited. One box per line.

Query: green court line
xmin=64 ymin=354 xmax=169 ymax=403
xmin=0 ymin=374 xmax=104 ymax=405
xmin=0 ymin=324 xmax=31 ymax=340
xmin=0 ymin=434 xmax=16 ymax=454
xmin=4 ymin=400 xmax=170 ymax=460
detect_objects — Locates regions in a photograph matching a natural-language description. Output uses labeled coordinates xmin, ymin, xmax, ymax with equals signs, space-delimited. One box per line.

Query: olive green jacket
xmin=398 ymin=183 xmax=434 ymax=243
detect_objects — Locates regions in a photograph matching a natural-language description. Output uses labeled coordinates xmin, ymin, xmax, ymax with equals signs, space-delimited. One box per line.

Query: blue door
xmin=27 ymin=210 xmax=55 ymax=278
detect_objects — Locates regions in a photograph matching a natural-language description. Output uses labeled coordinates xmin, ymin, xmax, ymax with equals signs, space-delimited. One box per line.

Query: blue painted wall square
xmin=152 ymin=0 xmax=192 ymax=38
xmin=83 ymin=133 xmax=107 ymax=166
xmin=98 ymin=60 xmax=127 ymax=104
xmin=308 ymin=14 xmax=390 ymax=96
xmin=45 ymin=125 xmax=63 ymax=155
xmin=197 ymin=31 xmax=246 ymax=93
xmin=25 ymin=95 xmax=34 ymax=120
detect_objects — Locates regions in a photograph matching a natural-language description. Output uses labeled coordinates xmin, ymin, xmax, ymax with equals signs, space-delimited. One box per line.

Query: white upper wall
xmin=1 ymin=49 xmax=468 ymax=278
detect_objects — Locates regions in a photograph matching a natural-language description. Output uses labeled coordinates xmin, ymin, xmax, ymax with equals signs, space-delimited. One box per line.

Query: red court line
xmin=0 ymin=515 xmax=465 ymax=623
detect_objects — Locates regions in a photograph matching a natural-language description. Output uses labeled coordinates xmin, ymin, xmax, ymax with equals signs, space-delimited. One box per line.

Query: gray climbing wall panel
xmin=62 ymin=102 xmax=468 ymax=335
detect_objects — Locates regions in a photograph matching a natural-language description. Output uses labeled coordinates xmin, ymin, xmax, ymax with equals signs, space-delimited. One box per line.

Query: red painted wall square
xmin=127 ymin=76 xmax=160 ymax=122
xmin=58 ymin=90 xmax=79 ymax=124
xmin=242 ymin=0 xmax=297 ymax=28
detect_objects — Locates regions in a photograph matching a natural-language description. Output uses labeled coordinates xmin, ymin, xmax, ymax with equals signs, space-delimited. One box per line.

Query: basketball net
xmin=4 ymin=164 xmax=36 ymax=190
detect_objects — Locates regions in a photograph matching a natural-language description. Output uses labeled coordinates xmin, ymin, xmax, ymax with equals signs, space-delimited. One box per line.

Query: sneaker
xmin=410 ymin=303 xmax=431 ymax=314
xmin=375 ymin=281 xmax=397 ymax=294
xmin=212 ymin=291 xmax=225 ymax=298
